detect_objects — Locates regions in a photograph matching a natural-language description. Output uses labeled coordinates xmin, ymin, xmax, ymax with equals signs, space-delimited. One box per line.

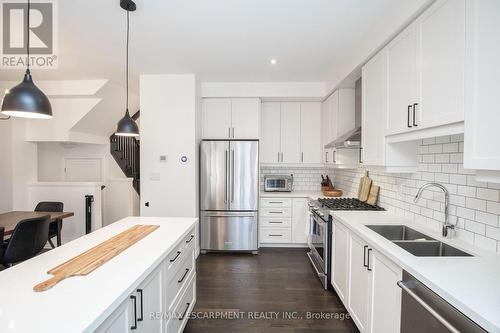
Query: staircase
xmin=110 ymin=134 xmax=140 ymax=194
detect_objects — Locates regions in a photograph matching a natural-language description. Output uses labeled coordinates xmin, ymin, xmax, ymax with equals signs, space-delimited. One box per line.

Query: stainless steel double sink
xmin=366 ymin=225 xmax=472 ymax=257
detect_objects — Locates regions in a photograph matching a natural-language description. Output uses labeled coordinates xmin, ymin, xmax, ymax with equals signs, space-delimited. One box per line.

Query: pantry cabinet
xmin=202 ymin=98 xmax=260 ymax=139
xmin=385 ymin=0 xmax=465 ymax=137
xmin=261 ymin=102 xmax=322 ymax=165
xmin=464 ymin=0 xmax=500 ymax=173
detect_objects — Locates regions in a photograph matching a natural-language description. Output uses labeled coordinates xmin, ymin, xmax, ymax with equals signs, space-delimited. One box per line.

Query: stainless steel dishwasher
xmin=398 ymin=271 xmax=487 ymax=333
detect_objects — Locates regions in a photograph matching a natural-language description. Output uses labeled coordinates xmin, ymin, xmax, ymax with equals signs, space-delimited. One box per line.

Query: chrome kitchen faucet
xmin=414 ymin=183 xmax=456 ymax=238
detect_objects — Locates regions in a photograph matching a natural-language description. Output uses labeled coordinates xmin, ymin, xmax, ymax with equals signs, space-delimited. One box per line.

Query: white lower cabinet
xmin=331 ymin=221 xmax=349 ymax=303
xmin=97 ymin=227 xmax=197 ymax=333
xmin=368 ymin=250 xmax=402 ymax=333
xmin=347 ymin=234 xmax=371 ymax=332
xmin=259 ymin=197 xmax=309 ymax=245
xmin=331 ymin=219 xmax=402 ymax=333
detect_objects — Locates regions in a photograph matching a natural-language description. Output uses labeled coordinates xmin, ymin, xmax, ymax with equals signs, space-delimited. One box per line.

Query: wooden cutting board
xmin=366 ymin=185 xmax=380 ymax=206
xmin=358 ymin=170 xmax=372 ymax=202
xmin=33 ymin=225 xmax=159 ymax=292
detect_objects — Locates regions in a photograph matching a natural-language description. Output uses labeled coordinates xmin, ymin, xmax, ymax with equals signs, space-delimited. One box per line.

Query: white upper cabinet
xmin=260 ymin=102 xmax=281 ymax=164
xmin=202 ymin=98 xmax=260 ymax=139
xmin=416 ymin=0 xmax=465 ymax=129
xmin=385 ymin=0 xmax=465 ymax=137
xmin=362 ymin=51 xmax=387 ymax=166
xmin=300 ymin=103 xmax=322 ymax=164
xmin=261 ymin=101 xmax=322 ymax=165
xmin=202 ymin=98 xmax=232 ymax=139
xmin=280 ymin=102 xmax=302 ymax=164
xmin=231 ymin=98 xmax=261 ymax=139
xmin=386 ymin=24 xmax=417 ymax=136
xmin=464 ymin=0 xmax=500 ymax=172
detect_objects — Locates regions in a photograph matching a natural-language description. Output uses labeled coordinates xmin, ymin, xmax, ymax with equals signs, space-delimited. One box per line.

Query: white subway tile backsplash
xmin=477 ymin=188 xmax=499 ymax=201
xmin=333 ymin=135 xmax=500 ymax=253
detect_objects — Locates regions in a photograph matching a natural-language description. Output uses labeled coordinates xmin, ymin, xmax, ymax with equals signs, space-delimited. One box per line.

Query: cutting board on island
xmin=33 ymin=225 xmax=159 ymax=292
xmin=358 ymin=170 xmax=372 ymax=202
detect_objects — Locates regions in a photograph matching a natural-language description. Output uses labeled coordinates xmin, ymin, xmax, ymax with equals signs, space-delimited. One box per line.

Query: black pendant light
xmin=0 ymin=0 xmax=52 ymax=119
xmin=116 ymin=0 xmax=139 ymax=137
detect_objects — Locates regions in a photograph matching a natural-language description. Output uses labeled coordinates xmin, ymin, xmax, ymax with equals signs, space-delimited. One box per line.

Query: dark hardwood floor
xmin=184 ymin=248 xmax=359 ymax=333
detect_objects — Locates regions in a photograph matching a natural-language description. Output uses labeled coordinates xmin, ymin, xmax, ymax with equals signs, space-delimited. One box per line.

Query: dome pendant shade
xmin=116 ymin=109 xmax=139 ymax=137
xmin=1 ymin=71 xmax=53 ymax=119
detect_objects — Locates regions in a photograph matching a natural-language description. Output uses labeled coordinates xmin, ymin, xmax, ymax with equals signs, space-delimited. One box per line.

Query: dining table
xmin=0 ymin=211 xmax=75 ymax=246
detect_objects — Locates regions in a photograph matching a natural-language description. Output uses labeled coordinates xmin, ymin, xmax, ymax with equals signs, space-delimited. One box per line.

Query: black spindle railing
xmin=110 ymin=134 xmax=140 ymax=194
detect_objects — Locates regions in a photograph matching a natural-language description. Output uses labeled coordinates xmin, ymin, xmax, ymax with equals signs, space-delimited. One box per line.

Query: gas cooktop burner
xmin=318 ymin=198 xmax=385 ymax=211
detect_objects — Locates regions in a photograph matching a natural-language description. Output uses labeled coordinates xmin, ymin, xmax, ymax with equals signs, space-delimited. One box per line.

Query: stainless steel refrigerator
xmin=200 ymin=140 xmax=259 ymax=253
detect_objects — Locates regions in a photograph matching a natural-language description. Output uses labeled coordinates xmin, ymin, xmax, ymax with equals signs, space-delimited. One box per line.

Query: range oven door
xmin=307 ymin=210 xmax=328 ymax=288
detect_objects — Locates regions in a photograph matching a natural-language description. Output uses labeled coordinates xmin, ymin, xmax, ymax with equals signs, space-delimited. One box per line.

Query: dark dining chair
xmin=2 ymin=216 xmax=50 ymax=267
xmin=35 ymin=201 xmax=64 ymax=248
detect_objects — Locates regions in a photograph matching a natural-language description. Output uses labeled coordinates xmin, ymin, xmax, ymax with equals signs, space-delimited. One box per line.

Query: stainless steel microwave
xmin=264 ymin=175 xmax=293 ymax=192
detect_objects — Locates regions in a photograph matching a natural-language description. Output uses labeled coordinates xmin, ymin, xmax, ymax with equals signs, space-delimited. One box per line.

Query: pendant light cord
xmin=26 ymin=0 xmax=30 ymax=72
xmin=126 ymin=9 xmax=130 ymax=113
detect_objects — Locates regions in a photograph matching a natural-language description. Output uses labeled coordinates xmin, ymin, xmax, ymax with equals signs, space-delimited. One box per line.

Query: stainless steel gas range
xmin=307 ymin=198 xmax=385 ymax=289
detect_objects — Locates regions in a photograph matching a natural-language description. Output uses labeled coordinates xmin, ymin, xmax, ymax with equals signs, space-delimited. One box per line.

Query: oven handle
xmin=397 ymin=281 xmax=460 ymax=333
xmin=306 ymin=252 xmax=325 ymax=278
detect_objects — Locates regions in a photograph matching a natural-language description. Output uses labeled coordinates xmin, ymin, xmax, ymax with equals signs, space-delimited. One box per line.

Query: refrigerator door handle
xmin=231 ymin=149 xmax=235 ymax=203
xmin=224 ymin=150 xmax=228 ymax=204
xmin=202 ymin=212 xmax=256 ymax=218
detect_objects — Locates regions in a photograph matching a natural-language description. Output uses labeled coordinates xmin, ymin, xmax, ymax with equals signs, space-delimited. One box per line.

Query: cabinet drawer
xmin=166 ymin=273 xmax=196 ymax=333
xmin=260 ymin=228 xmax=292 ymax=243
xmin=166 ymin=246 xmax=195 ymax=311
xmin=260 ymin=217 xmax=292 ymax=228
xmin=166 ymin=228 xmax=195 ymax=273
xmin=260 ymin=207 xmax=292 ymax=218
xmin=260 ymin=198 xmax=292 ymax=208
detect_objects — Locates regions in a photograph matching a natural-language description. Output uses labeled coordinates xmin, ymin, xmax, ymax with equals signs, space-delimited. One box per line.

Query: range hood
xmin=325 ymin=77 xmax=362 ymax=149
xmin=325 ymin=126 xmax=361 ymax=149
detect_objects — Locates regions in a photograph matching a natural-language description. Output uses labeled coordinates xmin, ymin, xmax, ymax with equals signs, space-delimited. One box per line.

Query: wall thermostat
xmin=181 ymin=155 xmax=188 ymax=163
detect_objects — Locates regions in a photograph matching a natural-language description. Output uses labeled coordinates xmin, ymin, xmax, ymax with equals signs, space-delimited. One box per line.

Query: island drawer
xmin=166 ymin=272 xmax=196 ymax=333
xmin=260 ymin=198 xmax=292 ymax=208
xmin=165 ymin=246 xmax=195 ymax=311
xmin=166 ymin=227 xmax=196 ymax=272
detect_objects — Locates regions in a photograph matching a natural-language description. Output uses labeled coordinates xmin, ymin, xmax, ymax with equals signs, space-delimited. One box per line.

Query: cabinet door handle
xmin=333 ymin=151 xmax=336 ymax=163
xmin=186 ymin=235 xmax=194 ymax=243
xmin=130 ymin=295 xmax=138 ymax=330
xmin=413 ymin=103 xmax=418 ymax=127
xmin=228 ymin=127 xmax=231 ymax=138
xmin=179 ymin=303 xmax=191 ymax=321
xmin=232 ymin=127 xmax=235 ymax=138
xmin=269 ymin=221 xmax=283 ymax=224
xmin=269 ymin=201 xmax=283 ymax=204
xmin=170 ymin=251 xmax=181 ymax=263
xmin=367 ymin=248 xmax=372 ymax=271
xmin=178 ymin=268 xmax=190 ymax=283
xmin=277 ymin=152 xmax=280 ymax=163
xmin=301 ymin=152 xmax=304 ymax=162
xmin=407 ymin=105 xmax=413 ymax=128
xmin=363 ymin=245 xmax=368 ymax=267
xmin=326 ymin=151 xmax=329 ymax=163
xmin=269 ymin=234 xmax=283 ymax=237
xmin=269 ymin=211 xmax=283 ymax=214
xmin=359 ymin=147 xmax=363 ymax=164
xmin=137 ymin=289 xmax=144 ymax=322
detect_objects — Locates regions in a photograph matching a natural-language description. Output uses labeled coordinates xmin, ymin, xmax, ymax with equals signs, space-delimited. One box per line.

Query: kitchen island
xmin=0 ymin=216 xmax=198 ymax=333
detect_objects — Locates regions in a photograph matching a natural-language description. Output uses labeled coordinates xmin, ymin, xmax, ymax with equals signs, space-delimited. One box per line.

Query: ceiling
xmin=0 ymin=0 xmax=429 ymax=87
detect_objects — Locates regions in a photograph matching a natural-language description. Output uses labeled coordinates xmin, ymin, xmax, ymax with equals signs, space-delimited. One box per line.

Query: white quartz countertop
xmin=0 ymin=216 xmax=197 ymax=333
xmin=260 ymin=191 xmax=329 ymax=200
xmin=331 ymin=211 xmax=500 ymax=333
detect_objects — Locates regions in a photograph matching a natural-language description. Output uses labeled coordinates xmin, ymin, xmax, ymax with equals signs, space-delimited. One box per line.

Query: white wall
xmin=37 ymin=142 xmax=139 ymax=225
xmin=28 ymin=182 xmax=103 ymax=244
xmin=201 ymin=82 xmax=327 ymax=99
xmin=140 ymin=74 xmax=198 ymax=217
xmin=0 ymin=120 xmax=13 ymax=213
xmin=334 ymin=135 xmax=500 ymax=254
